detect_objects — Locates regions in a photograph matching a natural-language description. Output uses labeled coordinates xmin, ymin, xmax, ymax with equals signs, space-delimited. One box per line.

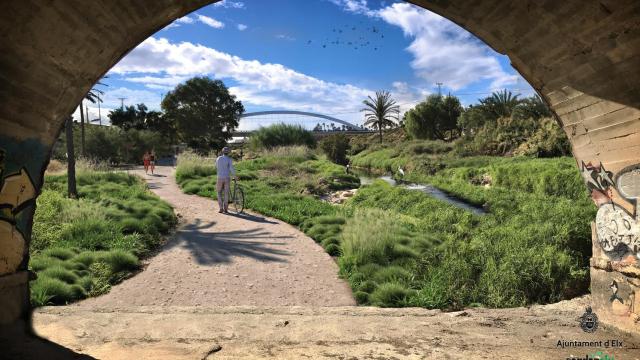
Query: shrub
xmin=41 ymin=266 xmax=80 ymax=285
xmin=354 ymin=291 xmax=370 ymax=304
xmin=369 ymin=282 xmax=411 ymax=307
xmin=41 ymin=248 xmax=77 ymax=261
xmin=30 ymin=276 xmax=75 ymax=305
xmin=340 ymin=208 xmax=410 ymax=268
xmin=358 ymin=280 xmax=377 ymax=293
xmin=324 ymin=243 xmax=342 ymax=256
xmin=372 ymin=266 xmax=413 ymax=284
xmin=319 ymin=134 xmax=350 ymax=165
xmin=248 ymin=123 xmax=316 ymax=149
xmin=98 ymin=250 xmax=139 ymax=273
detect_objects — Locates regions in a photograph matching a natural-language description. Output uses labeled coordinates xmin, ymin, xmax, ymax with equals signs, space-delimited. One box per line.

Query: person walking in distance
xmin=216 ymin=146 xmax=236 ymax=214
xmin=149 ymin=150 xmax=156 ymax=175
xmin=142 ymin=151 xmax=150 ymax=174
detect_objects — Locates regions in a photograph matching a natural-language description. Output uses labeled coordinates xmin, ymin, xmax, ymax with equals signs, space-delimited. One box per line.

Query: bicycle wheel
xmin=233 ymin=185 xmax=245 ymax=213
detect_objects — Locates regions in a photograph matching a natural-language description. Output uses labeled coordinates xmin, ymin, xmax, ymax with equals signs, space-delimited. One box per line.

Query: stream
xmin=355 ymin=171 xmax=487 ymax=215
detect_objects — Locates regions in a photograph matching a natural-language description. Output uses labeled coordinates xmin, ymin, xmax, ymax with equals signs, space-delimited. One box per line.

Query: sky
xmin=79 ymin=0 xmax=535 ymax=130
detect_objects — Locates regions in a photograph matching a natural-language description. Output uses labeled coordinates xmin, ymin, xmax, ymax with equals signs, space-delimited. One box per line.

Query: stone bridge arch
xmin=1 ymin=0 xmax=639 ymax=333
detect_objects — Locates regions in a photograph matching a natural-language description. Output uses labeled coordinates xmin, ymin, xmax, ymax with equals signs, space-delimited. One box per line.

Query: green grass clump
xmin=29 ymin=169 xmax=175 ymax=307
xmin=324 ymin=243 xmax=341 ymax=256
xmin=369 ymin=282 xmax=412 ymax=307
xmin=40 ymin=266 xmax=80 ymax=285
xmin=340 ymin=208 xmax=406 ymax=268
xmin=41 ymin=248 xmax=77 ymax=261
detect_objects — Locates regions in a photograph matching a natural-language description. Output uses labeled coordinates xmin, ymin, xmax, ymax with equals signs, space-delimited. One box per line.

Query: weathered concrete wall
xmin=0 ymin=0 xmax=639 ymax=334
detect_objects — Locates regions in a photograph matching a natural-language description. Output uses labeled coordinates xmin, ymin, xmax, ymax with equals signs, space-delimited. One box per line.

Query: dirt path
xmin=77 ymin=166 xmax=354 ymax=307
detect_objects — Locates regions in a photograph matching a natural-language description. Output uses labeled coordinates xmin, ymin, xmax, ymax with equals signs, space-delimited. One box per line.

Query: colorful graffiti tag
xmin=0 ymin=166 xmax=36 ymax=274
xmin=0 ymin=137 xmax=47 ymax=276
xmin=581 ymin=161 xmax=640 ymax=261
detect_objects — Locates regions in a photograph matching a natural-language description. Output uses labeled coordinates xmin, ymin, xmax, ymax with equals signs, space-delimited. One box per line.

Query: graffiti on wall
xmin=0 ymin=137 xmax=47 ymax=276
xmin=582 ymin=161 xmax=640 ymax=261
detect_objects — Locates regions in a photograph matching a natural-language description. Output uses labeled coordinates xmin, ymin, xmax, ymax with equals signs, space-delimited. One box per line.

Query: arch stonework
xmin=0 ymin=0 xmax=638 ymax=333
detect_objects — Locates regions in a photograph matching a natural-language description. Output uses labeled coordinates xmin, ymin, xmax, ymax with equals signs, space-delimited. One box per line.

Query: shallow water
xmin=354 ymin=170 xmax=486 ymax=215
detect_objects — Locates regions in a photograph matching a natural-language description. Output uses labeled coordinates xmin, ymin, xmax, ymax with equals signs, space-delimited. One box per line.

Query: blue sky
xmin=83 ymin=0 xmax=534 ymax=129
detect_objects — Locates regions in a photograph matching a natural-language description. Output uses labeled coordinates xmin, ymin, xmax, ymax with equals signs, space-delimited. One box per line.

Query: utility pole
xmin=436 ymin=82 xmax=443 ymax=96
xmin=97 ymin=95 xmax=102 ymax=126
xmin=118 ymin=97 xmax=127 ymax=109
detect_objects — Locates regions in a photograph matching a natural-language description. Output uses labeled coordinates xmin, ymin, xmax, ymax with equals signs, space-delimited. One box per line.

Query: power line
xmin=118 ymin=97 xmax=127 ymax=109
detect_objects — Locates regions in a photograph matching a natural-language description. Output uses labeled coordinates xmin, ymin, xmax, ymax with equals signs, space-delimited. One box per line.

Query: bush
xmin=248 ymin=123 xmax=316 ymax=149
xmin=340 ymin=208 xmax=404 ymax=269
xmin=41 ymin=266 xmax=80 ymax=285
xmin=324 ymin=243 xmax=342 ymax=256
xmin=42 ymin=248 xmax=77 ymax=261
xmin=354 ymin=291 xmax=370 ymax=304
xmin=369 ymin=282 xmax=411 ymax=307
xmin=98 ymin=250 xmax=140 ymax=273
xmin=319 ymin=134 xmax=350 ymax=165
xmin=30 ymin=276 xmax=76 ymax=305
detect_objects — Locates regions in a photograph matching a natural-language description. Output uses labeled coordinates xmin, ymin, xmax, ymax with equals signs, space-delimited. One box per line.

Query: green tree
xmin=319 ymin=133 xmax=350 ymax=165
xmin=478 ymin=89 xmax=522 ymax=120
xmin=162 ymin=77 xmax=244 ymax=153
xmin=362 ymin=91 xmax=400 ymax=143
xmin=512 ymin=94 xmax=552 ymax=120
xmin=108 ymin=103 xmax=149 ymax=130
xmin=457 ymin=105 xmax=487 ymax=136
xmin=404 ymin=94 xmax=462 ymax=140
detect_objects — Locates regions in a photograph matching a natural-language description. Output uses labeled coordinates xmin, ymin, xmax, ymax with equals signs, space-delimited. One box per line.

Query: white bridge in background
xmin=235 ymin=110 xmax=367 ymax=136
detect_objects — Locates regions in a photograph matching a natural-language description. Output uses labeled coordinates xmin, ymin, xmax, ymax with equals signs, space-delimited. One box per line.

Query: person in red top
xmin=142 ymin=151 xmax=150 ymax=174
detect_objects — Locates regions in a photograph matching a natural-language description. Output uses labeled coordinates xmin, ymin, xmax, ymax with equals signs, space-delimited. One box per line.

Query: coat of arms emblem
xmin=579 ymin=306 xmax=599 ymax=333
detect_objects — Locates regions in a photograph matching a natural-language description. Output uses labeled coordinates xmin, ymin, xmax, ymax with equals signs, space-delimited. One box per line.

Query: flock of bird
xmin=306 ymin=23 xmax=386 ymax=51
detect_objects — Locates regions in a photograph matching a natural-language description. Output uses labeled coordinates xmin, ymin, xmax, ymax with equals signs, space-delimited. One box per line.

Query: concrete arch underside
xmin=0 ymin=0 xmax=639 ymax=335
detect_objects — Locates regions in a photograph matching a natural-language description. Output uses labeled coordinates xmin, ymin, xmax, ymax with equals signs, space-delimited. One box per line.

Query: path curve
xmin=77 ymin=166 xmax=355 ymax=307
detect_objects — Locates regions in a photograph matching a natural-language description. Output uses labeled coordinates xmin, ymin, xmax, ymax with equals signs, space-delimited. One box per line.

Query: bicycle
xmin=231 ymin=178 xmax=245 ymax=213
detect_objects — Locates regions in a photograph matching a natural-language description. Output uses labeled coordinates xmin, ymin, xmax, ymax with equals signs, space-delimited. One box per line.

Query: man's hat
xmin=222 ymin=147 xmax=230 ymax=154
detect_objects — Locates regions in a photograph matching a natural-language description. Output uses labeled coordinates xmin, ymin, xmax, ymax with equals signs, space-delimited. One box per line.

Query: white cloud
xmin=331 ymin=1 xmax=526 ymax=92
xmin=176 ymin=16 xmax=195 ymax=24
xmin=328 ymin=0 xmax=377 ymax=17
xmin=237 ymin=24 xmax=248 ymax=31
xmin=196 ymin=15 xmax=224 ymax=29
xmin=108 ymin=37 xmax=426 ymax=124
xmin=276 ymin=34 xmax=296 ymax=41
xmin=213 ymin=0 xmax=245 ymax=9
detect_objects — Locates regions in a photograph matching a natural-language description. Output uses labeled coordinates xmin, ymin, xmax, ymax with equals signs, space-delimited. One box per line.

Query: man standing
xmin=215 ymin=146 xmax=236 ymax=214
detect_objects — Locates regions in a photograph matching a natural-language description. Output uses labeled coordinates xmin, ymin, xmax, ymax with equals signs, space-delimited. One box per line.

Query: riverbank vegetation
xmin=176 ymin=137 xmax=594 ymax=309
xmin=29 ymin=163 xmax=176 ymax=306
xmin=176 ymin=147 xmax=357 ymax=225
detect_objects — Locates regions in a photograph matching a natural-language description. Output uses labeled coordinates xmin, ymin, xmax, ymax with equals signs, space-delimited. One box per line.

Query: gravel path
xmin=77 ymin=166 xmax=355 ymax=307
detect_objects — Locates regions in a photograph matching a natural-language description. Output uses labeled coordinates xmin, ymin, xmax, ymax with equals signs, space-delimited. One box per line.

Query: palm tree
xmin=479 ymin=89 xmax=522 ymax=119
xmin=79 ymin=80 xmax=107 ymax=156
xmin=362 ymin=91 xmax=400 ymax=143
xmin=66 ymin=78 xmax=107 ymax=198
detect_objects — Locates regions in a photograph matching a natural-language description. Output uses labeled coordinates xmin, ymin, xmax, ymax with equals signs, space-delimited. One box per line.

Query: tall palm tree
xmin=66 ymin=78 xmax=107 ymax=198
xmin=479 ymin=89 xmax=522 ymax=119
xmin=79 ymin=80 xmax=107 ymax=156
xmin=362 ymin=91 xmax=400 ymax=143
